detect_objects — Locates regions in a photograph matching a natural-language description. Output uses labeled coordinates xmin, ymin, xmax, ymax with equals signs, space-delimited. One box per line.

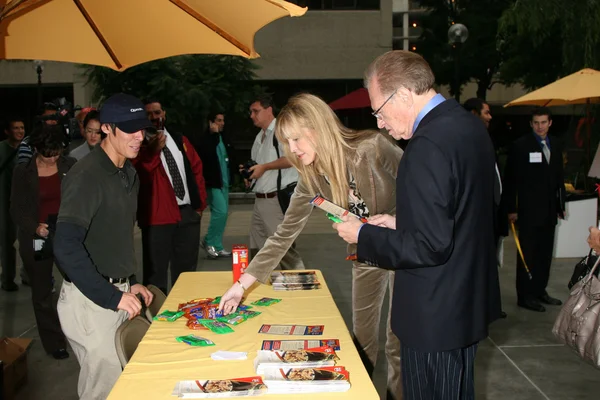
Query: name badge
xmin=529 ymin=152 xmax=542 ymax=163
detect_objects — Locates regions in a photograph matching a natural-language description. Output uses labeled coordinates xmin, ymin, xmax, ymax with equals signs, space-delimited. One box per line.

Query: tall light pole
xmin=447 ymin=23 xmax=468 ymax=102
xmin=33 ymin=60 xmax=44 ymax=109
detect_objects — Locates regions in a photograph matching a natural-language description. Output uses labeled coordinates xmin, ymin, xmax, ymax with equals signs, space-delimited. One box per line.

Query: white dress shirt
xmin=161 ymin=128 xmax=191 ymax=206
xmin=250 ymin=119 xmax=298 ymax=194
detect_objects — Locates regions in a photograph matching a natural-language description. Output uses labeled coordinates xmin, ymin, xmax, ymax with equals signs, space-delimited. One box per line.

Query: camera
xmin=36 ymin=97 xmax=83 ymax=145
xmin=240 ymin=160 xmax=258 ymax=180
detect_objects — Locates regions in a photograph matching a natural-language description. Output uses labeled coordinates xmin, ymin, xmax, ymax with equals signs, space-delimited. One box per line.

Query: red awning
xmin=329 ymin=88 xmax=371 ymax=110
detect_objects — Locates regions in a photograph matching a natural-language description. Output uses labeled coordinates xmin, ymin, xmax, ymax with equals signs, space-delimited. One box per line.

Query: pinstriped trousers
xmin=401 ymin=342 xmax=478 ymax=400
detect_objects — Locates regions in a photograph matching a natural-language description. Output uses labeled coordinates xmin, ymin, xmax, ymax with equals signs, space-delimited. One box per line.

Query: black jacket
xmin=357 ymin=99 xmax=502 ymax=352
xmin=11 ymin=155 xmax=76 ymax=238
xmin=502 ymin=133 xmax=566 ymax=228
xmin=188 ymin=130 xmax=234 ymax=189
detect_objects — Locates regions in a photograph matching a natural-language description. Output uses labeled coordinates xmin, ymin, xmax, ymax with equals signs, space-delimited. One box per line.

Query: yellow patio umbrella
xmin=504 ymin=68 xmax=600 ymax=107
xmin=0 ymin=0 xmax=306 ymax=71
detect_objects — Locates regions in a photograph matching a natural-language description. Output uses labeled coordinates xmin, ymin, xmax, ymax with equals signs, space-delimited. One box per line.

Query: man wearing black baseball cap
xmin=54 ymin=93 xmax=155 ymax=399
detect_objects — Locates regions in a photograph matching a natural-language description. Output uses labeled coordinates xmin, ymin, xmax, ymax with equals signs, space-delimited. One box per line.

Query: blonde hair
xmin=364 ymin=50 xmax=434 ymax=97
xmin=275 ymin=93 xmax=365 ymax=209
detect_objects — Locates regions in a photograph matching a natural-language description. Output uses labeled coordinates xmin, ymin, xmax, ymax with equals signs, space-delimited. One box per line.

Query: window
xmin=289 ymin=0 xmax=380 ymax=10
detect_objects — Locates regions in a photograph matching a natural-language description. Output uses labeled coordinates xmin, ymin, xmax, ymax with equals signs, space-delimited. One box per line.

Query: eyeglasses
xmin=372 ymin=89 xmax=397 ymax=120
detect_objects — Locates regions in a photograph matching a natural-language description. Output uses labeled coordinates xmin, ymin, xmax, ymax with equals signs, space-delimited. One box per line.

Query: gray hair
xmin=364 ymin=51 xmax=435 ymax=96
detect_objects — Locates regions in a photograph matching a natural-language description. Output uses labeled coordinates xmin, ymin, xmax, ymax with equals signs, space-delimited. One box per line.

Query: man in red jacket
xmin=134 ymin=100 xmax=207 ymax=294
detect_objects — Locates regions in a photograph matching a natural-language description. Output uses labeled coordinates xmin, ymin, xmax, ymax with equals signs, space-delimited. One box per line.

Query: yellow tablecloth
xmin=107 ymin=270 xmax=379 ymax=399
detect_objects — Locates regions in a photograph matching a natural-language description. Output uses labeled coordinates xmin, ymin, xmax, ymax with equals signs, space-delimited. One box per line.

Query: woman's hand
xmin=218 ymin=283 xmax=244 ymax=315
xmin=36 ymin=223 xmax=49 ymax=238
xmin=367 ymin=214 xmax=396 ymax=230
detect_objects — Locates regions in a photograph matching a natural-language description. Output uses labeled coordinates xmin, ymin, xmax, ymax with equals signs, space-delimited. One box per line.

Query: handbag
xmin=272 ymin=135 xmax=297 ymax=214
xmin=568 ymin=249 xmax=600 ymax=290
xmin=552 ymin=255 xmax=600 ymax=369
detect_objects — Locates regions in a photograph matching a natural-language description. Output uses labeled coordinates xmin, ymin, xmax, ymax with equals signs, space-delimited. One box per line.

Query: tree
xmin=498 ymin=0 xmax=600 ymax=89
xmin=82 ymin=55 xmax=260 ymax=132
xmin=416 ymin=0 xmax=514 ymax=101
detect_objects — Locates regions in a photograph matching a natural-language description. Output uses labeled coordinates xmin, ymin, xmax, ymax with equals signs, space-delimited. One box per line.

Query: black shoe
xmin=518 ymin=298 xmax=546 ymax=312
xmin=539 ymin=294 xmax=562 ymax=306
xmin=51 ymin=349 xmax=69 ymax=360
xmin=500 ymin=311 xmax=508 ymax=319
xmin=1 ymin=281 xmax=18 ymax=292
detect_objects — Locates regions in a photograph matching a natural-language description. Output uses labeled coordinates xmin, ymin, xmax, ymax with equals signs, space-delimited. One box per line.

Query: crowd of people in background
xmin=0 ymin=49 xmax=596 ymax=400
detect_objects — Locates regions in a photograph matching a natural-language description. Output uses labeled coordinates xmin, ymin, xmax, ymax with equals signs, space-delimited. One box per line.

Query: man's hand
xmin=218 ymin=283 xmax=244 ymax=315
xmin=117 ymin=292 xmax=142 ymax=320
xmin=333 ymin=215 xmax=364 ymax=244
xmin=209 ymin=121 xmax=219 ymax=133
xmin=130 ymin=284 xmax=154 ymax=307
xmin=367 ymin=214 xmax=396 ymax=230
xmin=249 ymin=164 xmax=267 ymax=180
xmin=508 ymin=213 xmax=518 ymax=223
xmin=148 ymin=131 xmax=166 ymax=153
xmin=36 ymin=223 xmax=49 ymax=238
xmin=588 ymin=226 xmax=600 ymax=253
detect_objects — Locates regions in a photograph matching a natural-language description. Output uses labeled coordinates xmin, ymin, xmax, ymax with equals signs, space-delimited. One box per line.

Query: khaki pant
xmin=249 ymin=196 xmax=304 ymax=270
xmin=353 ymin=263 xmax=402 ymax=400
xmin=58 ymin=280 xmax=129 ymax=400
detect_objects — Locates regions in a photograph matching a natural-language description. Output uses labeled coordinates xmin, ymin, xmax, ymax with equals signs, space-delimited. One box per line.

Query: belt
xmin=255 ymin=191 xmax=278 ymax=199
xmin=63 ymin=274 xmax=132 ymax=284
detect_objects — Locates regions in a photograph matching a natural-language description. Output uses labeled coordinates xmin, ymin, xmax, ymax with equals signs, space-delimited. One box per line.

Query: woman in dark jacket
xmin=10 ymin=124 xmax=76 ymax=360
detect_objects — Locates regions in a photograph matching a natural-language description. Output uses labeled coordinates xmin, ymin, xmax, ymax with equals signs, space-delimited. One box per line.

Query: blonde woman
xmin=218 ymin=93 xmax=403 ymax=399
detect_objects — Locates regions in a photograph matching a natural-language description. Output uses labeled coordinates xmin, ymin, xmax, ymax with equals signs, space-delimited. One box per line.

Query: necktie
xmin=541 ymin=139 xmax=551 ymax=164
xmin=163 ymin=146 xmax=186 ymax=200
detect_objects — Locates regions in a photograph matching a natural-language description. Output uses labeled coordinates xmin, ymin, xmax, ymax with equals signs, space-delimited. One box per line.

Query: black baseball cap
xmin=99 ymin=93 xmax=153 ymax=134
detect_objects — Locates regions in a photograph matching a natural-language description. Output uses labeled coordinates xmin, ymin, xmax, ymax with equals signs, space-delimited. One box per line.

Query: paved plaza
xmin=2 ymin=203 xmax=599 ymax=399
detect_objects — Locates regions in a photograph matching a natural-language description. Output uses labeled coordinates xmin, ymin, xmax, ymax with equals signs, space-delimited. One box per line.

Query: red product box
xmin=232 ymin=244 xmax=249 ymax=283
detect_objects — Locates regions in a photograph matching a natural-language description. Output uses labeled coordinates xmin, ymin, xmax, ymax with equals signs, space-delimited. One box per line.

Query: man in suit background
xmin=464 ymin=97 xmax=508 ymax=319
xmin=335 ymin=51 xmax=501 ymax=399
xmin=503 ymin=107 xmax=565 ymax=312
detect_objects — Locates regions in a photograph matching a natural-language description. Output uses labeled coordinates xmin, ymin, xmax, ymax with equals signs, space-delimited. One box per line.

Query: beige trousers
xmin=57 ymin=280 xmax=129 ymax=400
xmin=353 ymin=263 xmax=402 ymax=400
xmin=249 ymin=196 xmax=304 ymax=270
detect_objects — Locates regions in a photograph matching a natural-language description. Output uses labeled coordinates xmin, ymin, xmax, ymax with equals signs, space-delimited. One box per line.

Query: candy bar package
xmin=198 ymin=319 xmax=235 ymax=334
xmin=176 ymin=335 xmax=215 ymax=347
xmin=172 ymin=376 xmax=267 ymax=398
xmin=153 ymin=310 xmax=184 ymax=322
xmin=187 ymin=319 xmax=210 ymax=330
xmin=250 ymin=297 xmax=281 ymax=307
xmin=254 ymin=346 xmax=339 ymax=374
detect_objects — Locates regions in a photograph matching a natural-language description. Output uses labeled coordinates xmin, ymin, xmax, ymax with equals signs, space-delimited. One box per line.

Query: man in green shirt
xmin=0 ymin=118 xmax=25 ymax=291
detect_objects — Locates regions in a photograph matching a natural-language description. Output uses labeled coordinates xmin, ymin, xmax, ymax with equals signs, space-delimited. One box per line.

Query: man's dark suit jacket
xmin=502 ymin=133 xmax=566 ymax=228
xmin=357 ymin=99 xmax=502 ymax=353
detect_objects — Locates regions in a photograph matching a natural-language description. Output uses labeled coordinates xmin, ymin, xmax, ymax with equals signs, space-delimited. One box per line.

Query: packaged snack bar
xmin=187 ymin=305 xmax=224 ymax=320
xmin=178 ymin=298 xmax=213 ymax=312
xmin=198 ymin=319 xmax=235 ymax=334
xmin=251 ymin=297 xmax=282 ymax=307
xmin=186 ymin=319 xmax=210 ymax=330
xmin=153 ymin=310 xmax=184 ymax=322
xmin=217 ymin=314 xmax=247 ymax=326
xmin=236 ymin=310 xmax=261 ymax=319
xmin=176 ymin=334 xmax=215 ymax=346
xmin=237 ymin=304 xmax=252 ymax=311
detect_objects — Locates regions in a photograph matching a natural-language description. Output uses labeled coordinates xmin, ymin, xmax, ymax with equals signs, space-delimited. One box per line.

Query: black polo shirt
xmin=55 ymin=145 xmax=139 ymax=309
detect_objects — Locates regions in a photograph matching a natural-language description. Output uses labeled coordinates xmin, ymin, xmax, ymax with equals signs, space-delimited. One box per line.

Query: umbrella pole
xmin=586 ymin=98 xmax=591 ymax=191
